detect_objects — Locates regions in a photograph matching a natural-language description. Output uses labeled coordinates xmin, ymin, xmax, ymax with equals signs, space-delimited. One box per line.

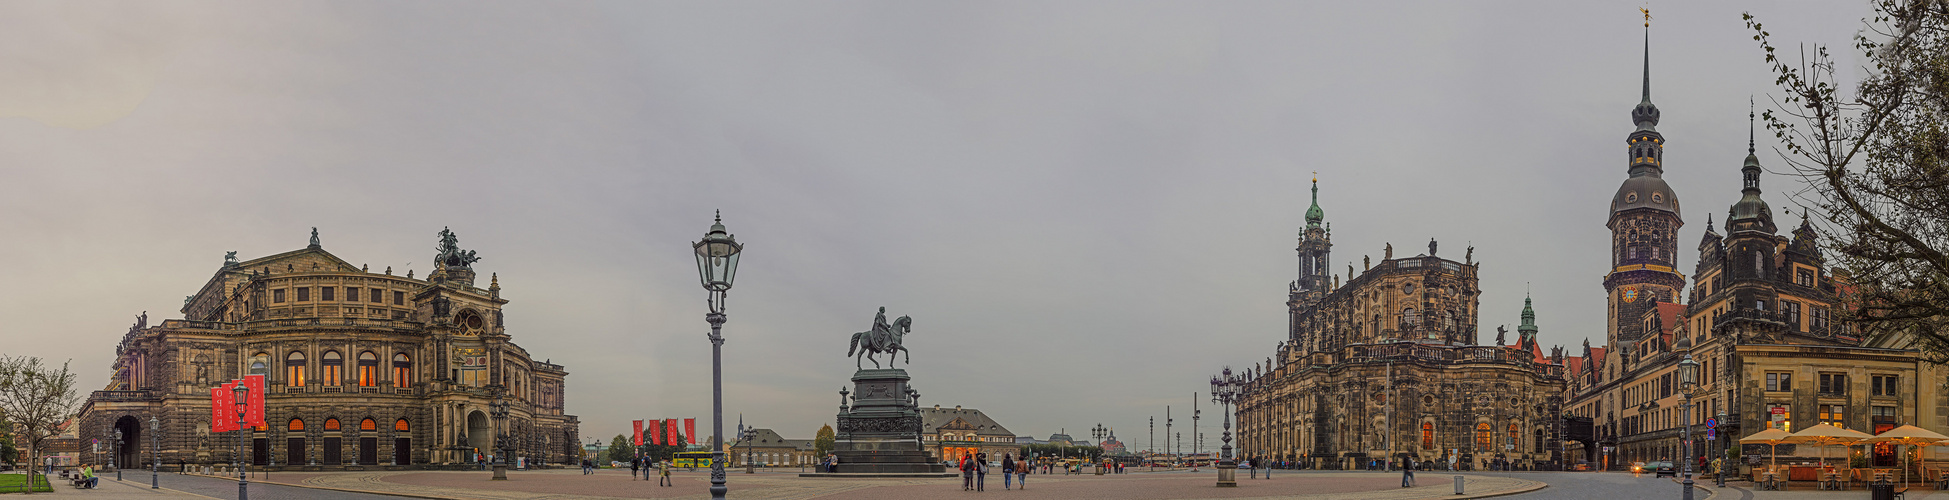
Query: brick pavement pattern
xmin=224 ymin=469 xmax=1543 ymax=500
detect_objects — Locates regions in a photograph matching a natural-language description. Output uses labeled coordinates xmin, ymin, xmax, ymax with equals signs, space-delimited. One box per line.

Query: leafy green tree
xmin=605 ymin=434 xmax=633 ymax=464
xmin=1745 ymin=1 xmax=1949 ymax=358
xmin=643 ymin=431 xmax=688 ymax=462
xmin=0 ymin=356 xmax=80 ymax=486
xmin=814 ymin=424 xmax=836 ymax=458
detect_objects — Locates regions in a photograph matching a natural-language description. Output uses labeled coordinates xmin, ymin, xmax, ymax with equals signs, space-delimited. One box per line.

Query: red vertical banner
xmin=651 ymin=420 xmax=662 ymax=445
xmin=211 ymin=384 xmax=236 ymax=432
xmin=684 ymin=418 xmax=696 ymax=445
xmin=665 ymin=419 xmax=676 ymax=445
xmin=632 ymin=420 xmax=644 ymax=446
xmin=243 ymin=375 xmax=267 ymax=428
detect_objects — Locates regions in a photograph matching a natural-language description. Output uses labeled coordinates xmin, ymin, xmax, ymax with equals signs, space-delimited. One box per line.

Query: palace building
xmin=1560 ymin=29 xmax=1949 ymax=471
xmin=76 ymin=229 xmax=580 ymax=470
xmin=1234 ymin=181 xmax=1569 ymax=470
xmin=920 ymin=405 xmax=1020 ymax=463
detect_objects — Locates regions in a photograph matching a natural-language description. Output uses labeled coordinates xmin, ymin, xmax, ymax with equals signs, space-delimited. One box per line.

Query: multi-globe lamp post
xmin=112 ymin=428 xmax=122 ymax=481
xmin=490 ymin=394 xmax=511 ymax=480
xmin=694 ymin=211 xmax=743 ymax=500
xmin=1211 ymin=367 xmax=1244 ymax=487
xmin=150 ymin=416 xmax=159 ymax=489
xmin=233 ymin=382 xmax=249 ymax=500
xmin=1677 ymin=354 xmax=1699 ymax=500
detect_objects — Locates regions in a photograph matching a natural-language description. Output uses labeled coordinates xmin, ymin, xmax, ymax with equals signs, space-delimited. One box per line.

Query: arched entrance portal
xmin=113 ymin=416 xmax=143 ymax=471
xmin=467 ymin=411 xmax=490 ymax=462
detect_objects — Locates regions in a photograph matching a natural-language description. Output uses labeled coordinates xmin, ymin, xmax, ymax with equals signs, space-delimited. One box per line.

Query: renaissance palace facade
xmin=76 ymin=229 xmax=580 ymax=470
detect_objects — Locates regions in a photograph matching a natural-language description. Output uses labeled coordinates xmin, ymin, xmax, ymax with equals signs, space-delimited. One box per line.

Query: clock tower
xmin=1603 ymin=26 xmax=1686 ymax=353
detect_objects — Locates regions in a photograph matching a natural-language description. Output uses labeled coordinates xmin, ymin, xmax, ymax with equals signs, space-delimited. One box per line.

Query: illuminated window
xmin=1508 ymin=423 xmax=1518 ymax=448
xmin=358 ymin=352 xmax=378 ymax=387
xmin=285 ymin=352 xmax=306 ymax=387
xmin=289 ymin=418 xmax=304 ymax=431
xmin=360 ymin=418 xmax=376 ymax=431
xmin=1421 ymin=422 xmax=1434 ymax=450
xmin=322 ymin=351 xmax=342 ymax=385
xmin=393 ymin=354 xmax=412 ymax=388
xmin=324 ymin=418 xmax=340 ymax=431
xmin=1475 ymin=423 xmax=1491 ymax=450
xmin=395 ymin=419 xmax=409 ymax=432
xmin=1819 ymin=405 xmax=1845 ymax=427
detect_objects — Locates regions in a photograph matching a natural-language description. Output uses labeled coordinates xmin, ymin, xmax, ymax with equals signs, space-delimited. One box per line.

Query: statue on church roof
xmin=224 ymin=251 xmax=238 ymax=266
xmin=309 ymin=227 xmax=321 ymax=248
xmin=1428 ymin=238 xmax=1437 ymax=256
xmin=435 ymin=227 xmax=482 ymax=269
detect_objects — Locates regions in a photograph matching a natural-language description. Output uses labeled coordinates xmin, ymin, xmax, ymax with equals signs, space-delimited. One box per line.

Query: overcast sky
xmin=0 ymin=1 xmax=1871 ymax=451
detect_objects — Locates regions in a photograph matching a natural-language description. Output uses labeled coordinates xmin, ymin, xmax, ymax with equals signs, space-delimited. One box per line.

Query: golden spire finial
xmin=1640 ymin=6 xmax=1650 ymax=27
xmin=1312 ymin=171 xmax=1317 ymax=183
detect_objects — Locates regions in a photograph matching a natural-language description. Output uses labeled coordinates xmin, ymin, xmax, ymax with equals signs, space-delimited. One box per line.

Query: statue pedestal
xmin=806 ymin=369 xmax=951 ymax=477
xmin=1216 ymin=460 xmax=1237 ymax=487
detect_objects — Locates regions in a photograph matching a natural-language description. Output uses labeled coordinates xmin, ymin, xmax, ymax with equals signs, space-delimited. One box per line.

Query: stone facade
xmin=1561 ymin=40 xmax=1948 ymax=472
xmin=1234 ymin=181 xmax=1568 ymax=470
xmin=920 ymin=405 xmax=1020 ymax=463
xmin=76 ymin=230 xmax=579 ymax=470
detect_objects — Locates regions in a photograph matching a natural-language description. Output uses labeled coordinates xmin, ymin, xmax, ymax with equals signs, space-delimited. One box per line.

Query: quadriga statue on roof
xmin=847 ymin=307 xmax=913 ymax=370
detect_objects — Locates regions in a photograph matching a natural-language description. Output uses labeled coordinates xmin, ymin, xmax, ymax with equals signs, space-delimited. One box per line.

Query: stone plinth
xmin=821 ymin=369 xmax=947 ymax=476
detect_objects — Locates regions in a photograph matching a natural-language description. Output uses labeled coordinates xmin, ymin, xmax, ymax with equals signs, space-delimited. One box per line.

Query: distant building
xmin=727 ymin=428 xmax=817 ymax=466
xmin=922 ymin=405 xmax=1020 ymax=462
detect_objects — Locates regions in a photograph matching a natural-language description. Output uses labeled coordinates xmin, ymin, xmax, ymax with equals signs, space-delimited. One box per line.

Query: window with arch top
xmin=393 ymin=354 xmax=412 ymax=388
xmin=289 ymin=418 xmax=304 ymax=431
xmin=395 ymin=419 xmax=409 ymax=432
xmin=324 ymin=418 xmax=340 ymax=431
xmin=322 ymin=350 xmax=343 ymax=385
xmin=358 ymin=352 xmax=379 ymax=387
xmin=285 ymin=352 xmax=305 ymax=387
xmin=1475 ymin=422 xmax=1492 ymax=450
xmin=360 ymin=418 xmax=377 ymax=431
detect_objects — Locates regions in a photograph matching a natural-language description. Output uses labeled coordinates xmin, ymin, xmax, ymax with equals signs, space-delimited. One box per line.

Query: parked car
xmin=1653 ymin=462 xmax=1677 ymax=478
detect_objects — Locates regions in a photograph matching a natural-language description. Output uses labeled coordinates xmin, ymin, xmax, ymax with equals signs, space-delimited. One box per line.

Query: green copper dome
xmin=1305 ymin=179 xmax=1324 ymax=228
xmin=1518 ymin=293 xmax=1539 ymax=336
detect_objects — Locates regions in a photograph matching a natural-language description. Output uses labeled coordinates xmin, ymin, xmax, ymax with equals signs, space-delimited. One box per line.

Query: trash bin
xmin=1869 ymin=479 xmax=1895 ymax=500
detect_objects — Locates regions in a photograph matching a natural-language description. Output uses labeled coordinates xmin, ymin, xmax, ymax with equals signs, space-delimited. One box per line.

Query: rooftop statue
xmin=435 ymin=227 xmax=482 ymax=269
xmin=847 ymin=307 xmax=913 ymax=370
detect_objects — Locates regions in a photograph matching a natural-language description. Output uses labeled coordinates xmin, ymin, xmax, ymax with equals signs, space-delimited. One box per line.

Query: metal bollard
xmin=1454 ymin=475 xmax=1465 ymax=495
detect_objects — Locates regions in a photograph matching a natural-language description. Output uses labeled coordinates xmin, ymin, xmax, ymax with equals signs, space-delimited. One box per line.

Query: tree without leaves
xmin=1745 ymin=0 xmax=1949 ymax=359
xmin=0 ymin=356 xmax=80 ymax=492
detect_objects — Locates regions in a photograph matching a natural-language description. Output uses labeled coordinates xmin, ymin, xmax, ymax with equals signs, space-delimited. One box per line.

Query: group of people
xmin=626 ymin=457 xmax=674 ymax=486
xmin=820 ymin=453 xmax=839 ymax=473
xmin=954 ymin=453 xmax=1032 ymax=491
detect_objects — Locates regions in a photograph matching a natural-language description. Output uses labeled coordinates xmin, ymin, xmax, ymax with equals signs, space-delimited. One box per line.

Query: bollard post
xmin=1454 ymin=475 xmax=1464 ymax=495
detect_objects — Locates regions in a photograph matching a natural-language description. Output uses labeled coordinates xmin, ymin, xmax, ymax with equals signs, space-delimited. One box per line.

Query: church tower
xmin=1295 ymin=178 xmax=1333 ymax=298
xmin=1603 ymin=24 xmax=1686 ymax=352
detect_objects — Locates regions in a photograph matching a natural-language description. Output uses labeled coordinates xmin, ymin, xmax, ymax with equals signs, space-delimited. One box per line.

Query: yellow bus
xmin=673 ymin=451 xmax=714 ymax=468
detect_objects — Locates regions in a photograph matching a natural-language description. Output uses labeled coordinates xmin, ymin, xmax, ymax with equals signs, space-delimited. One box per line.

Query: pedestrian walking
xmin=975 ymin=453 xmax=988 ymax=491
xmin=631 ymin=457 xmax=640 ymax=479
xmin=659 ymin=461 xmax=673 ymax=486
xmin=1401 ymin=458 xmax=1415 ymax=488
xmin=1016 ymin=457 xmax=1028 ymax=490
xmin=960 ymin=455 xmax=975 ymax=491
xmin=1002 ymin=454 xmax=1015 ymax=490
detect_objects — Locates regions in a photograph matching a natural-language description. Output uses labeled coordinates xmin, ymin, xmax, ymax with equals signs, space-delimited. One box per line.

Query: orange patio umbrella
xmin=1862 ymin=425 xmax=1948 ymax=488
xmin=1740 ymin=428 xmax=1794 ymax=474
xmin=1786 ymin=424 xmax=1873 ymax=481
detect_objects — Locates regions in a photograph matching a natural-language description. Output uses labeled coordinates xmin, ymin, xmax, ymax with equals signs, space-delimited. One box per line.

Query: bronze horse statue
xmin=847 ymin=315 xmax=913 ymax=369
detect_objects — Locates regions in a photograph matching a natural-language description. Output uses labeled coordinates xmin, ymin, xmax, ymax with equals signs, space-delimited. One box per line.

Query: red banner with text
xmin=210 ymin=383 xmax=236 ymax=432
xmin=244 ymin=374 xmax=267 ymax=428
xmin=652 ymin=419 xmax=662 ymax=445
xmin=684 ymin=418 xmax=695 ymax=445
xmin=633 ymin=420 xmax=644 ymax=446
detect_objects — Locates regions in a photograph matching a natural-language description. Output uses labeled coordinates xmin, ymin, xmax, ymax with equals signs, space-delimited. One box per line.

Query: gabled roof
xmin=922 ymin=407 xmax=1014 ymax=437
xmin=236 ymin=246 xmax=360 ymax=273
xmin=1654 ymin=302 xmax=1686 ymax=347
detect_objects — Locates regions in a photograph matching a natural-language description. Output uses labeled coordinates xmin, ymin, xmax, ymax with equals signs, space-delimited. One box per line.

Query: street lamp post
xmin=490 ymin=394 xmax=510 ymax=480
xmin=1677 ymin=354 xmax=1699 ymax=500
xmin=150 ymin=416 xmax=159 ymax=489
xmin=1211 ymin=367 xmax=1244 ymax=487
xmin=693 ymin=212 xmax=743 ymax=500
xmin=743 ymin=427 xmax=756 ymax=474
xmin=1714 ymin=410 xmax=1727 ymax=487
xmin=234 ymin=383 xmax=250 ymax=500
xmin=113 ymin=428 xmax=122 ymax=481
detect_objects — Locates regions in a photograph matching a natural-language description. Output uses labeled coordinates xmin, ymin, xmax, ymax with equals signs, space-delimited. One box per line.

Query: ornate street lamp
xmin=234 ymin=382 xmax=250 ymax=500
xmin=150 ymin=416 xmax=159 ymax=489
xmin=113 ymin=428 xmax=123 ymax=481
xmin=490 ymin=394 xmax=511 ymax=480
xmin=694 ymin=211 xmax=742 ymax=500
xmin=1715 ymin=410 xmax=1727 ymax=487
xmin=743 ymin=427 xmax=758 ymax=474
xmin=1677 ymin=354 xmax=1699 ymax=500
xmin=1211 ymin=367 xmax=1245 ymax=487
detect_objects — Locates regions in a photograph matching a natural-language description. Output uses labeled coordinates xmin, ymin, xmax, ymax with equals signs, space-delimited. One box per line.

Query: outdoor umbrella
xmin=1862 ymin=424 xmax=1948 ymax=488
xmin=1740 ymin=428 xmax=1794 ymax=477
xmin=1786 ymin=424 xmax=1873 ymax=484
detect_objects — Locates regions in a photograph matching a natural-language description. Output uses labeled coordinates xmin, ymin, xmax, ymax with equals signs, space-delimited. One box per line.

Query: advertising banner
xmin=243 ymin=374 xmax=267 ymax=428
xmin=685 ymin=418 xmax=696 ymax=445
xmin=633 ymin=420 xmax=644 ymax=446
xmin=210 ymin=383 xmax=236 ymax=432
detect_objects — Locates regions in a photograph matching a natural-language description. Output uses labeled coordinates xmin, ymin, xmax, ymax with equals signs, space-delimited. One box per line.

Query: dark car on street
xmin=1647 ymin=461 xmax=1676 ymax=478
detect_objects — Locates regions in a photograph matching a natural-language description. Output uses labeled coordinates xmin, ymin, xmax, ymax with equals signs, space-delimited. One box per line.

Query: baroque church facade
xmin=1234 ymin=181 xmax=1569 ymax=470
xmin=1560 ymin=29 xmax=1949 ymax=471
xmin=77 ymin=229 xmax=580 ymax=470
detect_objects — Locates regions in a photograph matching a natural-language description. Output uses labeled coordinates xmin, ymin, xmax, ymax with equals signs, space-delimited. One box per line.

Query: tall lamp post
xmin=1211 ymin=367 xmax=1244 ymax=487
xmin=490 ymin=394 xmax=510 ymax=480
xmin=743 ymin=427 xmax=757 ymax=474
xmin=693 ymin=211 xmax=743 ymax=500
xmin=113 ymin=428 xmax=122 ymax=481
xmin=1677 ymin=354 xmax=1699 ymax=500
xmin=1714 ymin=410 xmax=1727 ymax=487
xmin=150 ymin=416 xmax=159 ymax=489
xmin=234 ymin=383 xmax=250 ymax=500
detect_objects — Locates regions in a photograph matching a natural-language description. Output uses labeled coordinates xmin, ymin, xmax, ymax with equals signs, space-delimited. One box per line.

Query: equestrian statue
xmin=847 ymin=307 xmax=913 ymax=370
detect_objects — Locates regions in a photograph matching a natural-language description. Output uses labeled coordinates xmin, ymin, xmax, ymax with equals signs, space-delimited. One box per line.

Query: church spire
xmin=1518 ymin=292 xmax=1539 ymax=339
xmin=1305 ymin=176 xmax=1324 ymax=228
xmin=1631 ymin=11 xmax=1661 ymax=132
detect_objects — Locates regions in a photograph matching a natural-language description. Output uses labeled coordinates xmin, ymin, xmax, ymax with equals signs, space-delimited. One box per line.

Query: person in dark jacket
xmin=960 ymin=455 xmax=975 ymax=491
xmin=1002 ymin=454 xmax=1016 ymax=490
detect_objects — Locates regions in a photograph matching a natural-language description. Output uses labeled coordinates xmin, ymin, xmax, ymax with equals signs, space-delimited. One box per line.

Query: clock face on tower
xmin=1623 ymin=288 xmax=1638 ymax=303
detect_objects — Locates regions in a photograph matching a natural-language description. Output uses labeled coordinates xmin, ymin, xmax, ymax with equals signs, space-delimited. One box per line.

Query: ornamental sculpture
xmin=847 ymin=307 xmax=913 ymax=369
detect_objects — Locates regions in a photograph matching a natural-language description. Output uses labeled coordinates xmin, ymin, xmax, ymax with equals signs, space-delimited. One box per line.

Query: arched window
xmin=393 ymin=354 xmax=412 ymax=388
xmin=360 ymin=418 xmax=377 ymax=431
xmin=1475 ymin=422 xmax=1492 ymax=450
xmin=289 ymin=418 xmax=304 ymax=431
xmin=1402 ymin=308 xmax=1418 ymax=328
xmin=322 ymin=351 xmax=343 ymax=385
xmin=285 ymin=352 xmax=306 ymax=387
xmin=1508 ymin=423 xmax=1519 ymax=450
xmin=324 ymin=418 xmax=340 ymax=431
xmin=250 ymin=353 xmax=269 ymax=376
xmin=358 ymin=352 xmax=379 ymax=387
xmin=395 ymin=419 xmax=409 ymax=431
xmin=1421 ymin=422 xmax=1434 ymax=450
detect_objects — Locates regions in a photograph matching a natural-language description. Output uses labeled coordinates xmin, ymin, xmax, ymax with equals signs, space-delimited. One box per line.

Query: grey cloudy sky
xmin=0 ymin=1 xmax=1870 ymax=450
